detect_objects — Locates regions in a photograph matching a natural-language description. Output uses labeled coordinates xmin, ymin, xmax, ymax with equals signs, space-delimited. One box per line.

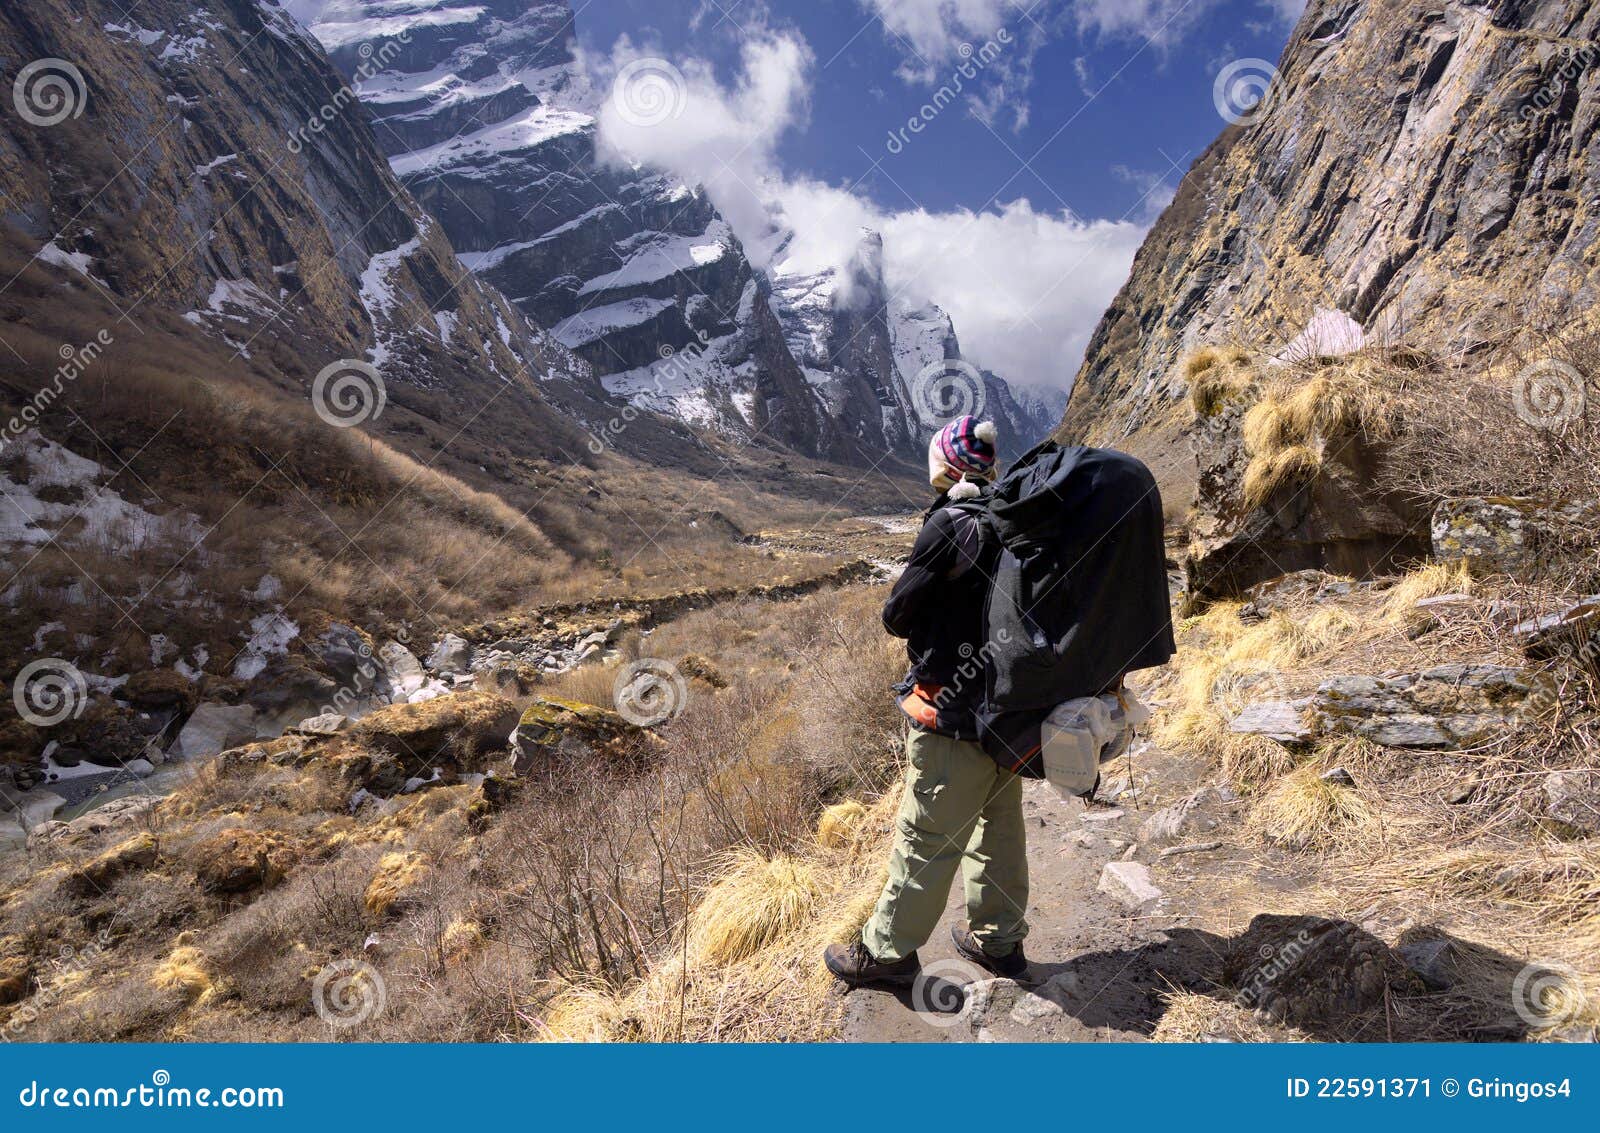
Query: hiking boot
xmin=823 ymin=941 xmax=920 ymax=988
xmin=950 ymin=924 xmax=1029 ymax=980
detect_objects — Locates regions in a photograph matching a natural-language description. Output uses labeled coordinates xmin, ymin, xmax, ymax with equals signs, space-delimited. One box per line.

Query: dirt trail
xmin=840 ymin=739 xmax=1231 ymax=1043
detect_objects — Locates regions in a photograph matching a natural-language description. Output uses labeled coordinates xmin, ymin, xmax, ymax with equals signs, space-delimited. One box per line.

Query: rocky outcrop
xmin=1178 ymin=353 xmax=1431 ymax=607
xmin=1061 ymin=0 xmax=1600 ymax=469
xmin=508 ymin=697 xmax=651 ymax=774
xmin=1432 ymin=497 xmax=1596 ymax=577
xmin=1314 ymin=664 xmax=1557 ymax=748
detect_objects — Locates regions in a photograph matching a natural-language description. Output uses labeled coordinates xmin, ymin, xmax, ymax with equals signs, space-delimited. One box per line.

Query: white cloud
xmin=853 ymin=1 xmax=1050 ymax=131
xmin=881 ymin=201 xmax=1146 ymax=387
xmin=591 ymin=31 xmax=812 ymax=242
xmin=590 ymin=29 xmax=1147 ymax=389
xmin=857 ymin=0 xmax=1012 ymax=68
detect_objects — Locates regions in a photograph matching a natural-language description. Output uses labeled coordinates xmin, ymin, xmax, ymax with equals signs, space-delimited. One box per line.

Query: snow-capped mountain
xmin=286 ymin=0 xmax=1062 ymax=461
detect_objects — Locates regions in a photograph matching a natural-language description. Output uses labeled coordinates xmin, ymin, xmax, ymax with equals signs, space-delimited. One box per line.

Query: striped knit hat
xmin=928 ymin=415 xmax=998 ymax=493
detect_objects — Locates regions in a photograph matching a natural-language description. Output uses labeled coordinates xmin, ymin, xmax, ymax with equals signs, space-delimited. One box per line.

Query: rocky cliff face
xmin=0 ymin=0 xmax=596 ymax=421
xmin=286 ymin=0 xmax=1061 ymax=461
xmin=1061 ymin=0 xmax=1600 ymax=466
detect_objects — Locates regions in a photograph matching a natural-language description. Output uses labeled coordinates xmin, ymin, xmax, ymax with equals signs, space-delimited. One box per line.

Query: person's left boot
xmin=823 ymin=941 xmax=921 ymax=988
xmin=950 ymin=924 xmax=1029 ymax=980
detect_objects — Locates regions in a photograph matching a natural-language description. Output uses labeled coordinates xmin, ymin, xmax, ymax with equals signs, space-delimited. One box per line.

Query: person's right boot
xmin=823 ymin=941 xmax=920 ymax=988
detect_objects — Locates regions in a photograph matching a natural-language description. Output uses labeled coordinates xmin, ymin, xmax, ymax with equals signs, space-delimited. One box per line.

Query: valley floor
xmin=3 ymin=512 xmax=1597 ymax=1044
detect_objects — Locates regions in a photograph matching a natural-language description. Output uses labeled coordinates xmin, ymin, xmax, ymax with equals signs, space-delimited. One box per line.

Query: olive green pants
xmin=862 ymin=729 xmax=1029 ymax=963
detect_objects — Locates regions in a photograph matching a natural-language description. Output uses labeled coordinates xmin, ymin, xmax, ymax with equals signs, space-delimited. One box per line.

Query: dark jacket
xmin=882 ymin=499 xmax=993 ymax=739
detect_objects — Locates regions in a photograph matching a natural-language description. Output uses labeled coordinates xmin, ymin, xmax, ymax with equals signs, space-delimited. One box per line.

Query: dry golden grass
xmin=1379 ymin=561 xmax=1474 ymax=624
xmin=1234 ymin=356 xmax=1408 ymax=510
xmin=1153 ymin=988 xmax=1312 ymax=1043
xmin=1187 ymin=346 xmax=1260 ymax=417
xmin=151 ymin=945 xmax=214 ymax=1003
xmin=1250 ymin=763 xmax=1376 ymax=850
xmin=686 ymin=851 xmax=827 ymax=966
xmin=1243 ymin=444 xmax=1323 ymax=509
xmin=538 ymin=787 xmax=899 ymax=1043
xmin=364 ymin=852 xmax=431 ymax=918
xmin=816 ymin=800 xmax=870 ymax=850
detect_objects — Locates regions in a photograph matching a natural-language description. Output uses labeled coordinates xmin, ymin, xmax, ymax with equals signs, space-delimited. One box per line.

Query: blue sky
xmin=579 ymin=0 xmax=1301 ymax=228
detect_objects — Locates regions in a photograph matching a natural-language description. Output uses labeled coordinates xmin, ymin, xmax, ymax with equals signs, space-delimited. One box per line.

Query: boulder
xmin=52 ymin=699 xmax=162 ymax=769
xmin=1396 ymin=937 xmax=1457 ymax=992
xmin=424 ymin=633 xmax=472 ymax=675
xmin=171 ymin=703 xmax=258 ymax=760
xmin=1181 ymin=387 xmax=1429 ymax=609
xmin=1431 ymin=497 xmax=1546 ymax=576
xmin=191 ymin=828 xmax=299 ymax=894
xmin=1225 ymin=914 xmax=1407 ymax=1025
xmin=1313 ymin=665 xmax=1556 ymax=748
xmin=122 ymin=668 xmax=198 ymax=713
xmin=1097 ymin=861 xmax=1163 ymax=909
xmin=1228 ymin=699 xmax=1315 ymax=745
xmin=509 ymin=697 xmax=649 ymax=774
xmin=353 ymin=691 xmax=520 ymax=778
xmin=289 ymin=712 xmax=349 ymax=736
xmin=377 ymin=641 xmax=426 ymax=701
xmin=66 ymin=832 xmax=159 ymax=896
xmin=28 ymin=794 xmax=157 ymax=844
xmin=1542 ymin=770 xmax=1600 ymax=836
